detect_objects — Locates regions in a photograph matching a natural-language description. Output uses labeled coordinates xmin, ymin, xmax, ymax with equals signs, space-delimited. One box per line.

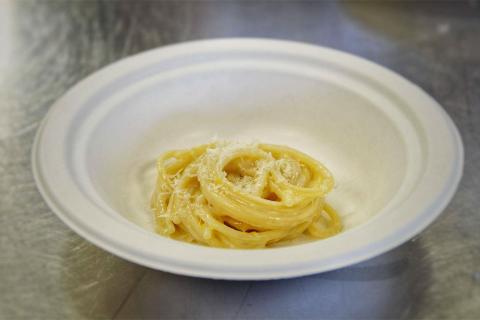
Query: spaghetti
xmin=151 ymin=141 xmax=342 ymax=248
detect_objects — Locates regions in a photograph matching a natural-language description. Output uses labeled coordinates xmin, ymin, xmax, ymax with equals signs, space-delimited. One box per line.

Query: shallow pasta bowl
xmin=32 ymin=39 xmax=463 ymax=280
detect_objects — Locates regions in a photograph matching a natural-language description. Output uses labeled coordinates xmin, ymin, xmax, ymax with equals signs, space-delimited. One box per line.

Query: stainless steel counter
xmin=1 ymin=1 xmax=479 ymax=319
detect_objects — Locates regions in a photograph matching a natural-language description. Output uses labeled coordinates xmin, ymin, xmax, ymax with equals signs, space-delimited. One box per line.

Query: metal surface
xmin=0 ymin=1 xmax=479 ymax=319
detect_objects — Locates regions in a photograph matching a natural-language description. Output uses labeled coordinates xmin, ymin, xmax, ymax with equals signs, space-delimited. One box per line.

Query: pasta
xmin=150 ymin=141 xmax=342 ymax=248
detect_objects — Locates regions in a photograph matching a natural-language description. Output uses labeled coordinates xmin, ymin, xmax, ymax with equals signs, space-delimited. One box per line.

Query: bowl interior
xmin=85 ymin=67 xmax=411 ymax=236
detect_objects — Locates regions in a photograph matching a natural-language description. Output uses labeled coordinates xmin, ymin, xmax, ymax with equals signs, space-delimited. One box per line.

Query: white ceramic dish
xmin=32 ymin=39 xmax=463 ymax=280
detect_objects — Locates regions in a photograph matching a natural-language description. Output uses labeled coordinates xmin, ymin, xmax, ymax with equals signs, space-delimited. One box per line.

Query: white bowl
xmin=32 ymin=39 xmax=463 ymax=280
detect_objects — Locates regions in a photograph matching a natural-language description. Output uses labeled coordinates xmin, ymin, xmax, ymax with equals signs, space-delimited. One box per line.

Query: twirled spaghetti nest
xmin=151 ymin=142 xmax=342 ymax=248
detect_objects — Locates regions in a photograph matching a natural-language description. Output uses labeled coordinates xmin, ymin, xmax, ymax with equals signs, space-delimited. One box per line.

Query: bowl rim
xmin=32 ymin=38 xmax=464 ymax=280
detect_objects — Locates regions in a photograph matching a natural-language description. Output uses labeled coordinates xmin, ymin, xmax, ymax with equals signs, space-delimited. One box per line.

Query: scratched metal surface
xmin=0 ymin=1 xmax=479 ymax=319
